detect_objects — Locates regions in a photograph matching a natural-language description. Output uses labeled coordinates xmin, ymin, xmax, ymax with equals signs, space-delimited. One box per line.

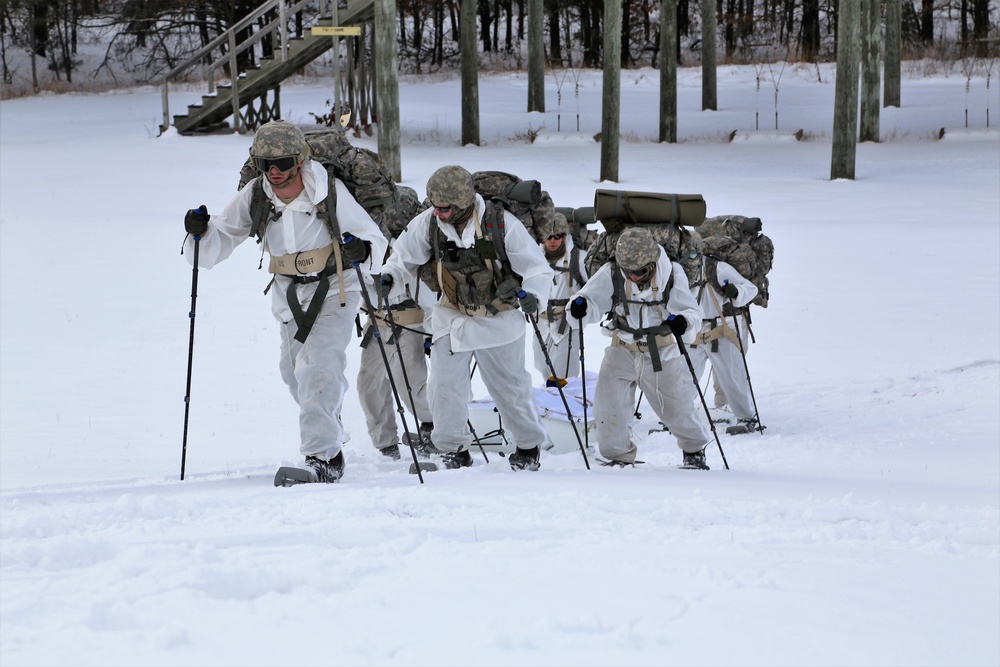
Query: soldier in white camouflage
xmin=568 ymin=227 xmax=712 ymax=469
xmin=378 ymin=165 xmax=554 ymax=471
xmin=182 ymin=120 xmax=388 ymax=484
xmin=532 ymin=212 xmax=589 ymax=386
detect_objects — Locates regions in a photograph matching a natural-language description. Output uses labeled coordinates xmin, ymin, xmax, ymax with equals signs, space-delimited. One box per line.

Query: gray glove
xmin=517 ymin=291 xmax=538 ymax=316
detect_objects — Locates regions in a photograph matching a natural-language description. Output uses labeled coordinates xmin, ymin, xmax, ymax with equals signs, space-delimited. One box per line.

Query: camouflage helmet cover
xmin=426 ymin=165 xmax=476 ymax=210
xmin=615 ymin=227 xmax=660 ymax=272
xmin=539 ymin=212 xmax=570 ymax=240
xmin=251 ymin=120 xmax=309 ymax=161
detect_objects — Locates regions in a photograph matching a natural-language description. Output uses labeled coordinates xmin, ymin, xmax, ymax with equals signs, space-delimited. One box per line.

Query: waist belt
xmin=270 ymin=244 xmax=335 ymax=276
xmin=369 ymin=306 xmax=424 ymax=328
xmin=692 ymin=316 xmax=740 ymax=352
xmin=440 ymin=296 xmax=516 ymax=317
xmin=612 ymin=331 xmax=676 ymax=371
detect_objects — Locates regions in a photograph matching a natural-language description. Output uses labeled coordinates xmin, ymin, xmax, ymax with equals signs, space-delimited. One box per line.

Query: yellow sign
xmin=311 ymin=26 xmax=362 ymax=37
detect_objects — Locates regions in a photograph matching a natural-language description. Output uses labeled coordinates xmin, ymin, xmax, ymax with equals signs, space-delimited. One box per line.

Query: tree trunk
xmin=527 ymin=0 xmax=544 ymax=111
xmin=972 ymin=0 xmax=990 ymax=57
xmin=884 ymin=0 xmax=901 ymax=107
xmin=374 ymin=0 xmax=401 ymax=180
xmin=919 ymin=0 xmax=933 ymax=45
xmin=859 ymin=0 xmax=880 ymax=141
xmin=460 ymin=0 xmax=480 ymax=146
xmin=702 ymin=0 xmax=717 ymax=110
xmin=660 ymin=0 xmax=679 ymax=143
xmin=801 ymin=0 xmax=820 ymax=61
xmin=601 ymin=0 xmax=622 ymax=182
xmin=831 ymin=0 xmax=860 ymax=180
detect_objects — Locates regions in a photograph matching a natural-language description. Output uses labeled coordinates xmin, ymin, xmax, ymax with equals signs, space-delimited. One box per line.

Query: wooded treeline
xmin=1 ymin=0 xmax=996 ymax=87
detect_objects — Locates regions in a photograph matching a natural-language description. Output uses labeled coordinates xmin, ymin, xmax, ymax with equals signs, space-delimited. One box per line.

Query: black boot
xmin=509 ymin=446 xmax=540 ymax=471
xmin=305 ymin=450 xmax=345 ymax=482
xmin=440 ymin=449 xmax=473 ymax=469
xmin=379 ymin=443 xmax=401 ymax=460
xmin=680 ymin=449 xmax=709 ymax=470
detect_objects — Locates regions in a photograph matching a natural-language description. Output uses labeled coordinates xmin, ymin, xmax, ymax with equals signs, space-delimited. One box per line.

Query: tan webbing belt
xmin=269 ymin=244 xmax=335 ymax=275
xmin=611 ymin=332 xmax=676 ymax=354
xmin=693 ymin=282 xmax=739 ymax=350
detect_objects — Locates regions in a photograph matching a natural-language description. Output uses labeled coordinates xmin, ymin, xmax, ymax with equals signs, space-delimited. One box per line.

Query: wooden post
xmin=659 ymin=0 xmax=678 ymax=143
xmin=600 ymin=0 xmax=622 ymax=182
xmin=884 ymin=0 xmax=902 ymax=107
xmin=460 ymin=0 xmax=480 ymax=146
xmin=527 ymin=0 xmax=545 ymax=112
xmin=831 ymin=0 xmax=861 ymax=180
xmin=374 ymin=0 xmax=401 ymax=179
xmin=701 ymin=0 xmax=717 ymax=111
xmin=859 ymin=0 xmax=881 ymax=141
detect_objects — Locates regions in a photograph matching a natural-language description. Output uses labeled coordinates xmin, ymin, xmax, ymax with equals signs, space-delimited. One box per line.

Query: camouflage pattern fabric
xmin=470 ymin=171 xmax=558 ymax=244
xmin=426 ymin=165 xmax=476 ymax=209
xmin=698 ymin=215 xmax=774 ymax=307
xmin=586 ymin=224 xmax=704 ymax=287
xmin=250 ymin=120 xmax=308 ymax=160
xmin=537 ymin=212 xmax=570 ymax=239
xmin=239 ymin=127 xmax=419 ymax=241
xmin=614 ymin=227 xmax=660 ymax=272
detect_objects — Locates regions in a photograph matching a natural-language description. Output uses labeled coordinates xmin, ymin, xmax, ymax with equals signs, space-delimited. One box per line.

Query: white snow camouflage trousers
xmin=428 ymin=332 xmax=548 ymax=453
xmin=595 ymin=345 xmax=710 ymax=462
xmin=278 ymin=289 xmax=360 ymax=461
xmin=357 ymin=323 xmax=432 ymax=450
xmin=689 ymin=315 xmax=755 ymax=420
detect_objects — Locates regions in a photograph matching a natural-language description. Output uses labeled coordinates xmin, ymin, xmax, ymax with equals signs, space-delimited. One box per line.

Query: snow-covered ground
xmin=1 ymin=63 xmax=998 ymax=666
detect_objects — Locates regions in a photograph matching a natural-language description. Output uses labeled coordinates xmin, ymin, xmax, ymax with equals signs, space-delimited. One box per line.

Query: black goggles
xmin=256 ymin=156 xmax=298 ymax=173
xmin=547 ymin=233 xmax=567 ymax=241
xmin=627 ymin=263 xmax=655 ymax=280
xmin=432 ymin=204 xmax=454 ymax=214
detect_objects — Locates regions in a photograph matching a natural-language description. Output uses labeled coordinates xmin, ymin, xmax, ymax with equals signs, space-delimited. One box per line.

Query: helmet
xmin=615 ymin=227 xmax=660 ymax=272
xmin=426 ymin=165 xmax=476 ymax=210
xmin=539 ymin=212 xmax=570 ymax=240
xmin=250 ymin=121 xmax=309 ymax=162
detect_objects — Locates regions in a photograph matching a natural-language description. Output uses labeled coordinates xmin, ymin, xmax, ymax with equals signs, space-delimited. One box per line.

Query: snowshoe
xmin=726 ymin=418 xmax=764 ymax=435
xmin=596 ymin=457 xmax=645 ymax=468
xmin=508 ymin=446 xmax=540 ymax=471
xmin=679 ymin=449 xmax=709 ymax=470
xmin=274 ymin=451 xmax=345 ymax=486
xmin=379 ymin=444 xmax=401 ymax=460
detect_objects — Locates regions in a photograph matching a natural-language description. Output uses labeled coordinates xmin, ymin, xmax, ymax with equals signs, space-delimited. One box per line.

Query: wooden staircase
xmin=161 ymin=0 xmax=374 ymax=135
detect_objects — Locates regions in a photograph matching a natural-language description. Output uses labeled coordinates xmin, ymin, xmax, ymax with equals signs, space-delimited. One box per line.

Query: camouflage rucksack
xmin=469 ymin=171 xmax=559 ymax=245
xmin=238 ymin=127 xmax=419 ymax=243
xmin=697 ymin=215 xmax=774 ymax=308
xmin=584 ymin=189 xmax=708 ymax=288
xmin=555 ymin=206 xmax=599 ymax=251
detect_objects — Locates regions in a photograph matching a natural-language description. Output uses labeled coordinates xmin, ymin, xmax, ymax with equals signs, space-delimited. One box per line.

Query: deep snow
xmin=1 ymin=63 xmax=998 ymax=666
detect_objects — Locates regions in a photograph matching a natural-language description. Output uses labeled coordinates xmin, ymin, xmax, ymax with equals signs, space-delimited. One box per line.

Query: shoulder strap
xmin=569 ymin=246 xmax=585 ymax=288
xmin=248 ymin=177 xmax=273 ymax=243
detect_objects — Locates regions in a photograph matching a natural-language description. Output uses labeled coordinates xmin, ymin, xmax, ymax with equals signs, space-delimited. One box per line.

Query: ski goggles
xmin=626 ymin=263 xmax=655 ymax=281
xmin=546 ymin=233 xmax=567 ymax=241
xmin=432 ymin=204 xmax=454 ymax=214
xmin=256 ymin=155 xmax=299 ymax=173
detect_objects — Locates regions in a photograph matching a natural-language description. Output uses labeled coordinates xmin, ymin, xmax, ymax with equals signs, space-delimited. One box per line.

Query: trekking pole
xmin=577 ymin=312 xmax=590 ymax=454
xmin=727 ymin=296 xmax=764 ymax=434
xmin=461 ymin=358 xmax=491 ymax=462
xmin=524 ymin=298 xmax=590 ymax=469
xmin=352 ymin=261 xmax=426 ymax=483
xmin=633 ymin=390 xmax=644 ymax=419
xmin=671 ymin=316 xmax=729 ymax=470
xmin=180 ymin=232 xmax=201 ymax=481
